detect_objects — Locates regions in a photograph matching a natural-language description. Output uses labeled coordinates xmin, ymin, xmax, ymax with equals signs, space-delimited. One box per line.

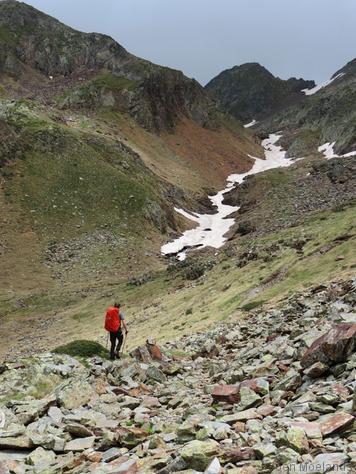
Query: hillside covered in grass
xmin=0 ymin=1 xmax=355 ymax=368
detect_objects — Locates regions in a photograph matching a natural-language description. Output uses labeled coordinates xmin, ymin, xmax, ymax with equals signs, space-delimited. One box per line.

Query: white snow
xmin=161 ymin=133 xmax=296 ymax=260
xmin=244 ymin=119 xmax=258 ymax=128
xmin=302 ymin=73 xmax=345 ymax=96
xmin=318 ymin=142 xmax=338 ymax=159
xmin=318 ymin=142 xmax=356 ymax=160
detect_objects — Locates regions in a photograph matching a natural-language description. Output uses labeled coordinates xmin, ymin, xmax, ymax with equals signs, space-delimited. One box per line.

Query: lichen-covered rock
xmin=181 ymin=440 xmax=220 ymax=471
xmin=56 ymin=379 xmax=96 ymax=409
xmin=277 ymin=427 xmax=309 ymax=454
xmin=27 ymin=447 xmax=56 ymax=466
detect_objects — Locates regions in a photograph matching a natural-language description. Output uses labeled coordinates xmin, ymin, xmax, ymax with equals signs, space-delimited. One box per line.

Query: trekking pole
xmin=106 ymin=332 xmax=109 ymax=350
xmin=121 ymin=332 xmax=127 ymax=356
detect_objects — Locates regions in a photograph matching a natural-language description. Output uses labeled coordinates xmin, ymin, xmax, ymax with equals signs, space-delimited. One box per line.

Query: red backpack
xmin=104 ymin=306 xmax=120 ymax=332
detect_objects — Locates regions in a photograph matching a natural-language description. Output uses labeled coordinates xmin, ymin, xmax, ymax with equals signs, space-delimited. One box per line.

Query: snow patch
xmin=318 ymin=142 xmax=356 ymax=160
xmin=302 ymin=73 xmax=345 ymax=96
xmin=244 ymin=119 xmax=258 ymax=128
xmin=161 ymin=134 xmax=296 ymax=261
xmin=318 ymin=142 xmax=338 ymax=159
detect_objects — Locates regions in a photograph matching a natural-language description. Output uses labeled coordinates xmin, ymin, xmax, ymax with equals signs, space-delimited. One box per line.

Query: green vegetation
xmin=53 ymin=340 xmax=109 ymax=359
xmin=0 ymin=25 xmax=17 ymax=47
xmin=0 ymin=84 xmax=7 ymax=98
xmin=0 ymin=0 xmax=355 ymax=364
xmin=93 ymin=73 xmax=138 ymax=92
xmin=1 ymin=201 xmax=354 ymax=357
xmin=241 ymin=300 xmax=265 ymax=311
xmin=2 ymin=103 xmax=165 ymax=241
xmin=57 ymin=73 xmax=138 ymax=110
xmin=27 ymin=374 xmax=62 ymax=399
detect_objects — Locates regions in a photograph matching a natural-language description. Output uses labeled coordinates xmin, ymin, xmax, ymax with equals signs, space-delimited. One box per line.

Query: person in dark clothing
xmin=105 ymin=302 xmax=128 ymax=360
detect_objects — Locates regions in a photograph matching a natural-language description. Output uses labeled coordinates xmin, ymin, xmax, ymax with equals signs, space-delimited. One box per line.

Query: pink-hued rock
xmin=301 ymin=323 xmax=356 ymax=368
xmin=142 ymin=396 xmax=161 ymax=408
xmin=131 ymin=346 xmax=152 ymax=363
xmin=211 ymin=384 xmax=240 ymax=404
xmin=257 ymin=404 xmax=276 ymax=417
xmin=290 ymin=421 xmax=322 ymax=439
xmin=146 ymin=340 xmax=164 ymax=361
xmin=211 ymin=378 xmax=269 ymax=404
xmin=221 ymin=446 xmax=254 ymax=463
xmin=320 ymin=412 xmax=354 ymax=436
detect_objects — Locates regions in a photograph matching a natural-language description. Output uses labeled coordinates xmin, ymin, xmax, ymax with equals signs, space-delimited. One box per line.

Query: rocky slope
xmin=205 ymin=63 xmax=314 ymax=123
xmin=264 ymin=59 xmax=356 ymax=158
xmin=223 ymin=156 xmax=356 ymax=237
xmin=0 ymin=279 xmax=355 ymax=473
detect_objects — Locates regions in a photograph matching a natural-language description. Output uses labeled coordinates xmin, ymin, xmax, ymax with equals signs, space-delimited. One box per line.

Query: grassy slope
xmin=0 ymin=96 xmax=260 ymax=357
xmin=0 ymin=100 xmax=355 ymax=361
xmin=0 ymin=101 xmax=172 ymax=295
xmin=1 ymin=198 xmax=354 ymax=359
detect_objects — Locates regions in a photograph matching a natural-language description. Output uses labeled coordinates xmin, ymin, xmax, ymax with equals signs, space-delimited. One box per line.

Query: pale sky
xmin=24 ymin=0 xmax=356 ymax=85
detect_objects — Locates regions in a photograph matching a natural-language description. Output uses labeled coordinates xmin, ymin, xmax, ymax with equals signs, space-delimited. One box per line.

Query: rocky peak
xmin=0 ymin=0 xmax=139 ymax=79
xmin=205 ymin=62 xmax=314 ymax=122
xmin=0 ymin=1 xmax=220 ymax=132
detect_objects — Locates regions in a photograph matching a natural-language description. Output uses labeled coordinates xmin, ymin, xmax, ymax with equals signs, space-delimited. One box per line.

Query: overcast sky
xmin=25 ymin=0 xmax=356 ymax=85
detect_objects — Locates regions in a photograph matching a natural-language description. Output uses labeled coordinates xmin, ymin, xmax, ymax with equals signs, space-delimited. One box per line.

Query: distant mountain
xmin=205 ymin=62 xmax=314 ymax=122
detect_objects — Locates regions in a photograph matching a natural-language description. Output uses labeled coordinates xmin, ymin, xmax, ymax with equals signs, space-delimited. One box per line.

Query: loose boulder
xmin=301 ymin=323 xmax=356 ymax=368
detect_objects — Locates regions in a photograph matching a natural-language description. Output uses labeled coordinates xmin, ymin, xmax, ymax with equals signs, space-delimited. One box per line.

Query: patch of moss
xmin=93 ymin=73 xmax=138 ymax=92
xmin=53 ymin=339 xmax=109 ymax=359
xmin=27 ymin=374 xmax=61 ymax=399
xmin=0 ymin=84 xmax=7 ymax=98
xmin=0 ymin=26 xmax=17 ymax=47
xmin=240 ymin=300 xmax=265 ymax=311
xmin=57 ymin=73 xmax=138 ymax=109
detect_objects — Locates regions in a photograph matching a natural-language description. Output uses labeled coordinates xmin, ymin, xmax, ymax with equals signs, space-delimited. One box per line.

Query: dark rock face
xmin=138 ymin=69 xmax=218 ymax=131
xmin=0 ymin=0 xmax=133 ymax=78
xmin=301 ymin=324 xmax=356 ymax=368
xmin=205 ymin=62 xmax=314 ymax=122
xmin=285 ymin=77 xmax=315 ymax=92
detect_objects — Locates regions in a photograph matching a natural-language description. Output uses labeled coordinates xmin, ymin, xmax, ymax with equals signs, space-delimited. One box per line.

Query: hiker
xmin=104 ymin=302 xmax=128 ymax=360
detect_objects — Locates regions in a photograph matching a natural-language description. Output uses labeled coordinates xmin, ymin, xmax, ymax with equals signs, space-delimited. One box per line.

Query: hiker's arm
xmin=122 ymin=320 xmax=128 ymax=333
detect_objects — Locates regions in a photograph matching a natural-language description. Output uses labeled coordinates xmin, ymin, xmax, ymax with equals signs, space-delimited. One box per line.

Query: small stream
xmin=161 ymin=133 xmax=295 ymax=260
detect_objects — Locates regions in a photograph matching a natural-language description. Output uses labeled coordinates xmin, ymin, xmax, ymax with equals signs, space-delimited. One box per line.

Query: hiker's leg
xmin=115 ymin=331 xmax=124 ymax=357
xmin=110 ymin=332 xmax=116 ymax=360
